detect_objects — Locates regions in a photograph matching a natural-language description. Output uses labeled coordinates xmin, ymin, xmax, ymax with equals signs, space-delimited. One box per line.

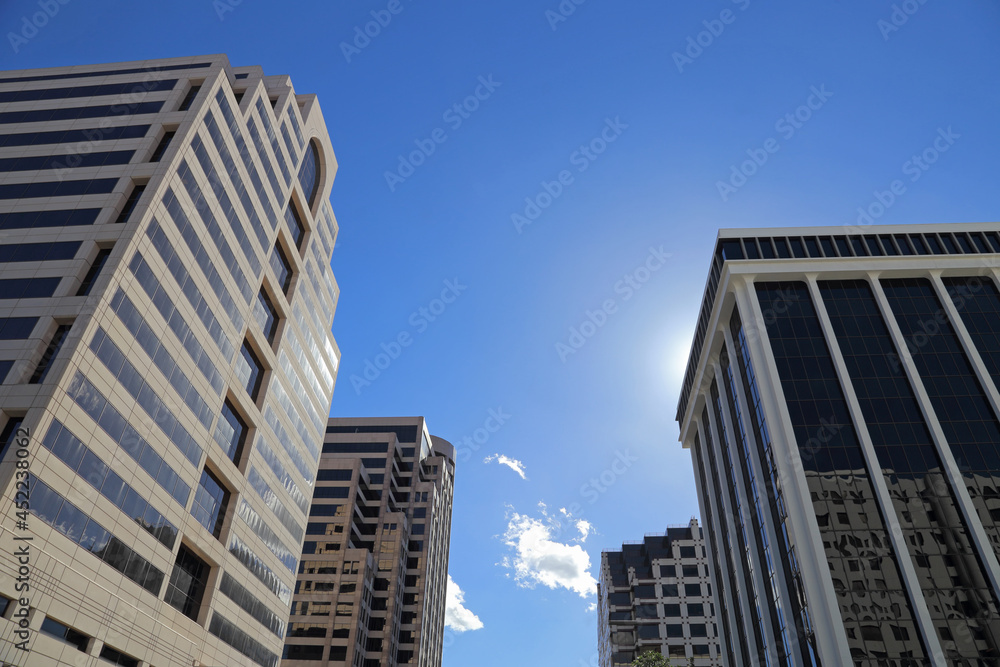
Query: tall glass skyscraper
xmin=677 ymin=224 xmax=1000 ymax=667
xmin=0 ymin=56 xmax=341 ymax=667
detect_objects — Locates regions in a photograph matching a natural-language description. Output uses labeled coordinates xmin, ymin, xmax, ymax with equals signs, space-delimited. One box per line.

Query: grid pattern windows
xmin=191 ymin=469 xmax=229 ymax=538
xmin=0 ymin=78 xmax=176 ymax=102
xmin=41 ymin=420 xmax=177 ymax=549
xmin=0 ymin=150 xmax=132 ymax=172
xmin=29 ymin=476 xmax=164 ymax=595
xmin=821 ymin=279 xmax=1000 ymax=658
xmin=710 ymin=377 xmax=769 ymax=663
xmin=141 ymin=222 xmax=236 ymax=363
xmin=756 ymin=281 xmax=928 ymax=664
xmin=65 ymin=372 xmax=191 ymax=505
xmin=127 ymin=251 xmax=226 ymax=392
xmin=0 ymin=124 xmax=148 ymax=148
xmin=162 ymin=187 xmax=245 ymax=330
xmin=164 ymin=545 xmax=210 ymax=621
xmin=720 ymin=346 xmax=786 ymax=666
xmin=731 ymin=310 xmax=817 ymax=664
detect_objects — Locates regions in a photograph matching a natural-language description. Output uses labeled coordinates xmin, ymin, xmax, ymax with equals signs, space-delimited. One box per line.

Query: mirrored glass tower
xmin=677 ymin=224 xmax=1000 ymax=667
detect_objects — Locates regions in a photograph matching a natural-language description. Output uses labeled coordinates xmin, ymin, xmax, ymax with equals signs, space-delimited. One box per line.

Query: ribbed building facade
xmin=598 ymin=519 xmax=723 ymax=666
xmin=283 ymin=417 xmax=455 ymax=667
xmin=0 ymin=55 xmax=341 ymax=667
xmin=677 ymin=223 xmax=1000 ymax=666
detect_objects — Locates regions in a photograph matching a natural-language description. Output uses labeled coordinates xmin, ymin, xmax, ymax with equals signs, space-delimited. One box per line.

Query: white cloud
xmin=445 ymin=576 xmax=484 ymax=633
xmin=484 ymin=453 xmax=527 ymax=480
xmin=500 ymin=506 xmax=597 ymax=598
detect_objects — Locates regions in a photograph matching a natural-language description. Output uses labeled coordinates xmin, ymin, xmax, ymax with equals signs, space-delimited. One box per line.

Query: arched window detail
xmin=297 ymin=140 xmax=321 ymax=209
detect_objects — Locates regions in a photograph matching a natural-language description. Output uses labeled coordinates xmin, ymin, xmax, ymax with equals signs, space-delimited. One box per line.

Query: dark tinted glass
xmin=0 ymin=79 xmax=176 ymax=103
xmin=115 ymin=185 xmax=146 ymax=224
xmin=29 ymin=323 xmax=72 ymax=383
xmin=0 ymin=101 xmax=164 ymax=125
xmin=191 ymin=469 xmax=229 ymax=538
xmin=0 ymin=277 xmax=59 ymax=299
xmin=164 ymin=545 xmax=210 ymax=620
xmin=756 ymin=281 xmax=928 ymax=662
xmin=822 ymin=279 xmax=1000 ymax=658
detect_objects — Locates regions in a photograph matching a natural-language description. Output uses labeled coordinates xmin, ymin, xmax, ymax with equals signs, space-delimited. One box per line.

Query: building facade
xmin=677 ymin=224 xmax=1000 ymax=666
xmin=282 ymin=417 xmax=455 ymax=667
xmin=598 ymin=519 xmax=723 ymax=666
xmin=0 ymin=55 xmax=341 ymax=667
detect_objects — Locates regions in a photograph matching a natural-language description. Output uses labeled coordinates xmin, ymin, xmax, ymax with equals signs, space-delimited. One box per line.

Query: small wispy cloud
xmin=484 ymin=453 xmax=527 ymax=480
xmin=499 ymin=504 xmax=597 ymax=598
xmin=445 ymin=576 xmax=484 ymax=632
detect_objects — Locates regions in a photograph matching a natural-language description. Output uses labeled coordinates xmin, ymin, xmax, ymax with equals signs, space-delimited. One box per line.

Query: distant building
xmin=283 ymin=417 xmax=455 ymax=667
xmin=598 ymin=519 xmax=723 ymax=666
xmin=677 ymin=224 xmax=1000 ymax=666
xmin=0 ymin=55 xmax=341 ymax=667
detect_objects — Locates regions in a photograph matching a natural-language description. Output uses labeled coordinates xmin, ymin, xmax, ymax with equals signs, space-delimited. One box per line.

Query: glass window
xmin=252 ymin=289 xmax=280 ymax=344
xmin=661 ymin=583 xmax=678 ymax=597
xmin=666 ymin=624 xmax=684 ymax=638
xmin=29 ymin=323 xmax=72 ymax=383
xmin=285 ymin=203 xmax=305 ymax=249
xmin=164 ymin=545 xmax=210 ymax=621
xmin=191 ymin=469 xmax=230 ymax=538
xmin=1 ymin=417 xmax=25 ymax=460
xmin=297 ymin=140 xmax=321 ymax=208
xmin=179 ymin=85 xmax=201 ymax=112
xmin=688 ymin=603 xmax=705 ymax=616
xmin=236 ymin=340 xmax=265 ymax=400
xmin=149 ymin=131 xmax=175 ymax=162
xmin=0 ymin=101 xmax=164 ymax=126
xmin=213 ymin=400 xmax=248 ymax=463
xmin=77 ymin=249 xmax=112 ymax=296
xmin=114 ymin=185 xmax=146 ymax=224
xmin=40 ymin=617 xmax=89 ymax=652
xmin=98 ymin=644 xmax=139 ymax=667
xmin=0 ymin=241 xmax=80 ymax=263
xmin=682 ymin=564 xmax=699 ymax=577
xmin=0 ymin=317 xmax=38 ymax=339
xmin=270 ymin=243 xmax=292 ymax=294
xmin=684 ymin=583 xmax=701 ymax=596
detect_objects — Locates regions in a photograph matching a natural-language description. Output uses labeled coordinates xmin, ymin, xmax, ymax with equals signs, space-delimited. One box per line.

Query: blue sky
xmin=4 ymin=0 xmax=1000 ymax=664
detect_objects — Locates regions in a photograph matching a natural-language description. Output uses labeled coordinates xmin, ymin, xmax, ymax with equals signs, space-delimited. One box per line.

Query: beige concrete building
xmin=283 ymin=418 xmax=454 ymax=667
xmin=0 ymin=55 xmax=341 ymax=667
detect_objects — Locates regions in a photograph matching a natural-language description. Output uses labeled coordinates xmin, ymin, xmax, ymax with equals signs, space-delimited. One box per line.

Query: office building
xmin=676 ymin=224 xmax=1000 ymax=666
xmin=283 ymin=417 xmax=455 ymax=667
xmin=0 ymin=55 xmax=341 ymax=667
xmin=598 ymin=519 xmax=723 ymax=666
